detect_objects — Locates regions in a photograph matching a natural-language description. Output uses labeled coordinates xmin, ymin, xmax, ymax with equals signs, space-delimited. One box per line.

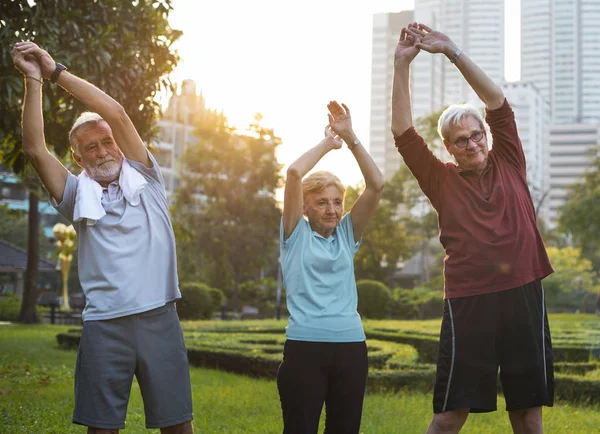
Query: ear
xmin=302 ymin=202 xmax=309 ymax=216
xmin=443 ymin=140 xmax=453 ymax=156
xmin=72 ymin=150 xmax=84 ymax=169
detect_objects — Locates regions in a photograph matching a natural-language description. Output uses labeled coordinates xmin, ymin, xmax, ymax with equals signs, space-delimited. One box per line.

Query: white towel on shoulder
xmin=73 ymin=159 xmax=147 ymax=226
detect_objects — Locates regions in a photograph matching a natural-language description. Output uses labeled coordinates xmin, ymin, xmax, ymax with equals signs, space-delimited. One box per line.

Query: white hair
xmin=69 ymin=112 xmax=106 ymax=153
xmin=437 ymin=104 xmax=485 ymax=142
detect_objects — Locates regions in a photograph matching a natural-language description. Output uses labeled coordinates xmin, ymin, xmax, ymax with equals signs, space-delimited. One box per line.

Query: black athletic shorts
xmin=432 ymin=279 xmax=554 ymax=413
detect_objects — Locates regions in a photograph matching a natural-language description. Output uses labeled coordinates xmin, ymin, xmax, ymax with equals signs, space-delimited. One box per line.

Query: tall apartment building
xmin=521 ymin=0 xmax=600 ymax=226
xmin=370 ymin=11 xmax=414 ymax=179
xmin=547 ymin=124 xmax=600 ymax=225
xmin=522 ymin=0 xmax=600 ymax=124
xmin=369 ymin=1 xmax=505 ymax=179
xmin=155 ymin=79 xmax=207 ymax=201
xmin=502 ymin=81 xmax=550 ymax=220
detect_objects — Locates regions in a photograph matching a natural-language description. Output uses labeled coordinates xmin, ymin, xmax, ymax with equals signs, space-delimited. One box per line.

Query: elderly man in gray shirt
xmin=12 ymin=42 xmax=194 ymax=434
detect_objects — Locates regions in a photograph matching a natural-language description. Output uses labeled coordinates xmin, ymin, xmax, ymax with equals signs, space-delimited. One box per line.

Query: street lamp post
xmin=53 ymin=223 xmax=76 ymax=312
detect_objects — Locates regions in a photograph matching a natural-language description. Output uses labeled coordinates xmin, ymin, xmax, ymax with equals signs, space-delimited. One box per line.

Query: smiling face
xmin=303 ymin=185 xmax=344 ymax=238
xmin=444 ymin=115 xmax=489 ymax=174
xmin=72 ymin=121 xmax=124 ymax=186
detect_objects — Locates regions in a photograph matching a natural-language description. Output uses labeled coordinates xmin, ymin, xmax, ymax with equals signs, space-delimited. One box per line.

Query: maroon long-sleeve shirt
xmin=395 ymin=99 xmax=553 ymax=299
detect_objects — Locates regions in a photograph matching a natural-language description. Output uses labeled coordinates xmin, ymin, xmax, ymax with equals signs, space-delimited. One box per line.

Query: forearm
xmin=22 ymin=77 xmax=47 ymax=157
xmin=56 ymin=71 xmax=126 ymax=123
xmin=447 ymin=46 xmax=505 ymax=110
xmin=391 ymin=62 xmax=414 ymax=137
xmin=351 ymin=143 xmax=384 ymax=192
xmin=287 ymin=140 xmax=333 ymax=180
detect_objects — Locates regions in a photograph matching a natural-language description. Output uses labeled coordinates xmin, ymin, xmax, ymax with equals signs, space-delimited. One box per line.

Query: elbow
xmin=286 ymin=165 xmax=302 ymax=182
xmin=367 ymin=175 xmax=385 ymax=195
xmin=103 ymin=103 xmax=129 ymax=126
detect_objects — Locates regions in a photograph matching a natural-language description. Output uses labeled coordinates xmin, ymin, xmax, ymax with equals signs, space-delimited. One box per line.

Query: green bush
xmin=177 ymin=282 xmax=215 ymax=320
xmin=0 ymin=294 xmax=21 ymax=322
xmin=392 ymin=288 xmax=443 ymax=320
xmin=238 ymin=278 xmax=287 ymax=317
xmin=207 ymin=287 xmax=226 ymax=310
xmin=357 ymin=280 xmax=393 ymax=319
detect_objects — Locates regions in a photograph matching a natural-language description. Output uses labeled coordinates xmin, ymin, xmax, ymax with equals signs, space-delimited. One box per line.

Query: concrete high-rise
xmin=521 ymin=0 xmax=600 ymax=124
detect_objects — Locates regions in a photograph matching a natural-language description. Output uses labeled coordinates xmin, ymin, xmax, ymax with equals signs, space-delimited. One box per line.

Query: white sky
xmin=167 ymin=0 xmax=520 ymax=188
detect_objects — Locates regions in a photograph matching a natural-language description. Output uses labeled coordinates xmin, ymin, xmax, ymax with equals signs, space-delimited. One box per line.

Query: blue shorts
xmin=73 ymin=302 xmax=194 ymax=429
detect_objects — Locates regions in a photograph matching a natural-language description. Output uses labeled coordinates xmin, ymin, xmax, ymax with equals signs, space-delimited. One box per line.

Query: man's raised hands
xmin=13 ymin=42 xmax=58 ymax=81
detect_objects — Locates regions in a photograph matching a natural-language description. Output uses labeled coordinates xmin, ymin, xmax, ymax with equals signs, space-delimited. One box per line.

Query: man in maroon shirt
xmin=392 ymin=23 xmax=554 ymax=434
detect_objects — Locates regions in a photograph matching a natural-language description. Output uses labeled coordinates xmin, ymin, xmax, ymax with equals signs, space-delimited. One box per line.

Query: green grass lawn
xmin=1 ymin=323 xmax=600 ymax=433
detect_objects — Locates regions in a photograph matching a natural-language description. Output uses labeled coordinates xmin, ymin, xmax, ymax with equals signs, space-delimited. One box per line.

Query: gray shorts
xmin=73 ymin=302 xmax=194 ymax=429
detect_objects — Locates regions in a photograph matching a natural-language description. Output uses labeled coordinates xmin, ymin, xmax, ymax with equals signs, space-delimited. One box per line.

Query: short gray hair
xmin=437 ymin=104 xmax=485 ymax=142
xmin=69 ymin=112 xmax=106 ymax=153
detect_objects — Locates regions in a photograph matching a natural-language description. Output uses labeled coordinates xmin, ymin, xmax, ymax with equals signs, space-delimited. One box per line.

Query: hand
xmin=412 ymin=23 xmax=456 ymax=57
xmin=322 ymin=124 xmax=343 ymax=150
xmin=11 ymin=43 xmax=42 ymax=78
xmin=394 ymin=22 xmax=420 ymax=67
xmin=13 ymin=41 xmax=57 ymax=80
xmin=327 ymin=101 xmax=355 ymax=144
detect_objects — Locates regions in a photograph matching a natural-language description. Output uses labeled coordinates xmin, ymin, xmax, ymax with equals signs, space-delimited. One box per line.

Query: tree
xmin=344 ymin=183 xmax=410 ymax=283
xmin=0 ymin=0 xmax=181 ymax=322
xmin=558 ymin=151 xmax=600 ymax=269
xmin=172 ymin=112 xmax=283 ymax=311
xmin=543 ymin=247 xmax=597 ymax=310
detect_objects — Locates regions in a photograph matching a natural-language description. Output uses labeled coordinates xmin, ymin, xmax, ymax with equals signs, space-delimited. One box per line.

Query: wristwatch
xmin=50 ymin=63 xmax=67 ymax=83
xmin=348 ymin=138 xmax=361 ymax=150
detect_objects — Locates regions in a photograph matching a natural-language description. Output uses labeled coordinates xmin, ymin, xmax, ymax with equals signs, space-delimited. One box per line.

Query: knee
xmin=430 ymin=408 xmax=469 ymax=433
xmin=160 ymin=421 xmax=194 ymax=434
xmin=510 ymin=407 xmax=542 ymax=432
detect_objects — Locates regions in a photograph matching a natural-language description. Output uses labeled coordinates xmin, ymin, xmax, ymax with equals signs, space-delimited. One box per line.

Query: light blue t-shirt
xmin=54 ymin=151 xmax=180 ymax=321
xmin=280 ymin=212 xmax=365 ymax=342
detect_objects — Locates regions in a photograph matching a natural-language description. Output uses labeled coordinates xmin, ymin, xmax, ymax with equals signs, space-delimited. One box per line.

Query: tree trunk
xmin=19 ymin=192 xmax=39 ymax=324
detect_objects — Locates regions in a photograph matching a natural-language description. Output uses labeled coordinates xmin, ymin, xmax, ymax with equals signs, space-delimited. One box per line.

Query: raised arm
xmin=11 ymin=44 xmax=69 ymax=203
xmin=411 ymin=24 xmax=505 ymax=110
xmin=283 ymin=126 xmax=342 ymax=239
xmin=391 ymin=25 xmax=421 ymax=137
xmin=327 ymin=101 xmax=383 ymax=242
xmin=14 ymin=42 xmax=151 ymax=167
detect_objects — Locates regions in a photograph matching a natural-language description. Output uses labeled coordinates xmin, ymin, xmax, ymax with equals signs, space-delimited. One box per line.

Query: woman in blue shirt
xmin=278 ymin=101 xmax=384 ymax=433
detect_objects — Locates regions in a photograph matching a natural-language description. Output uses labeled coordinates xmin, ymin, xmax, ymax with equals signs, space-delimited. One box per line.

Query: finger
xmin=341 ymin=103 xmax=350 ymax=116
xmin=327 ymin=114 xmax=334 ymax=125
xmin=400 ymin=28 xmax=407 ymax=42
xmin=329 ymin=100 xmax=342 ymax=113
xmin=418 ymin=23 xmax=433 ymax=33
xmin=405 ymin=27 xmax=421 ymax=39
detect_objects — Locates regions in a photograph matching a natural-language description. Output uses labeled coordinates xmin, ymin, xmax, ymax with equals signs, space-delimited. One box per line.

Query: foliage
xmin=177 ymin=282 xmax=216 ymax=320
xmin=172 ymin=112 xmax=282 ymax=310
xmin=0 ymin=294 xmax=22 ymax=321
xmin=559 ymin=151 xmax=600 ymax=268
xmin=392 ymin=287 xmax=444 ymax=320
xmin=0 ymin=204 xmax=54 ymax=258
xmin=356 ymin=279 xmax=394 ymax=319
xmin=544 ymin=247 xmax=597 ymax=310
xmin=344 ymin=181 xmax=411 ymax=282
xmin=0 ymin=0 xmax=181 ymax=323
xmin=238 ymin=278 xmax=287 ymax=318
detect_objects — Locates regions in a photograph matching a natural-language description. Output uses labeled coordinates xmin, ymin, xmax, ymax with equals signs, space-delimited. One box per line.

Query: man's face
xmin=444 ymin=116 xmax=489 ymax=173
xmin=303 ymin=185 xmax=344 ymax=238
xmin=73 ymin=121 xmax=124 ymax=185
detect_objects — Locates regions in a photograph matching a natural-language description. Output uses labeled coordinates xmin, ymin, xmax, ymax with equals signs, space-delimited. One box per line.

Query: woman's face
xmin=303 ymin=185 xmax=343 ymax=238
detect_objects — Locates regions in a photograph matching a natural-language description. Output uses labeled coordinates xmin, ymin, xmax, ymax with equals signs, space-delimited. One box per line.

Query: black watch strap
xmin=50 ymin=63 xmax=67 ymax=83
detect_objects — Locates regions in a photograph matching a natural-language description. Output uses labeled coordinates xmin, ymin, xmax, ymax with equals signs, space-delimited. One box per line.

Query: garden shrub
xmin=0 ymin=294 xmax=22 ymax=322
xmin=392 ymin=288 xmax=443 ymax=320
xmin=177 ymin=282 xmax=215 ymax=320
xmin=357 ymin=280 xmax=393 ymax=319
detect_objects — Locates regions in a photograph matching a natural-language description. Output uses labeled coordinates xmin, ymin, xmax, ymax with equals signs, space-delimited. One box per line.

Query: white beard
xmin=86 ymin=157 xmax=123 ymax=183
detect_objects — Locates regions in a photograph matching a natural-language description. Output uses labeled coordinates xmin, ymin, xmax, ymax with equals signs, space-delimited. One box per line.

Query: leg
xmin=136 ymin=303 xmax=194 ymax=429
xmin=426 ymin=408 xmax=470 ymax=434
xmin=432 ymin=297 xmax=499 ymax=414
xmin=499 ymin=281 xmax=553 ymax=414
xmin=277 ymin=340 xmax=331 ymax=434
xmin=323 ymin=342 xmax=368 ymax=434
xmin=73 ymin=318 xmax=136 ymax=430
xmin=87 ymin=429 xmax=119 ymax=434
xmin=160 ymin=420 xmax=194 ymax=434
xmin=508 ymin=407 xmax=543 ymax=434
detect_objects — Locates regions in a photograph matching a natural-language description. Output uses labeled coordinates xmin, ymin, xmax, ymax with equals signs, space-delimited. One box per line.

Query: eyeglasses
xmin=450 ymin=130 xmax=484 ymax=148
